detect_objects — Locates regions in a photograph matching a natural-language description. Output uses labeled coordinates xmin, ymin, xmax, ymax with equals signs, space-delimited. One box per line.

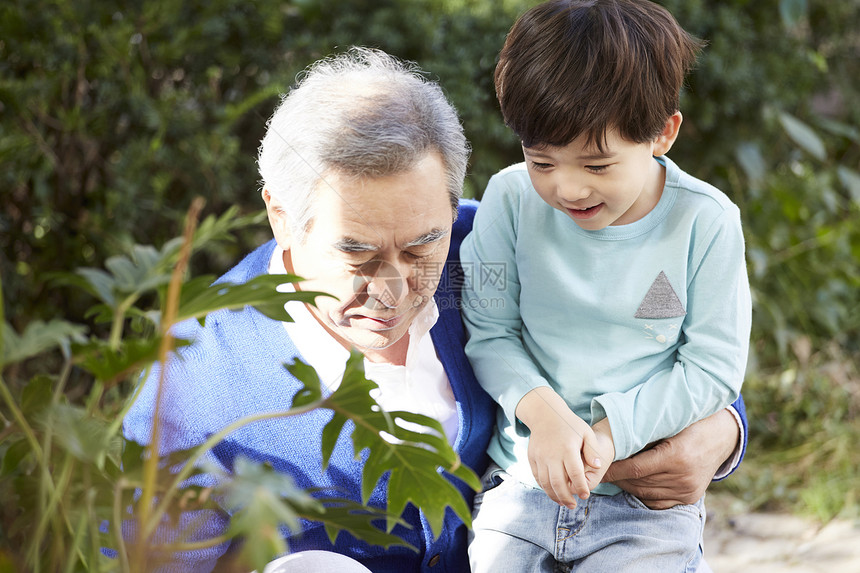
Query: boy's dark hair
xmin=495 ymin=0 xmax=703 ymax=150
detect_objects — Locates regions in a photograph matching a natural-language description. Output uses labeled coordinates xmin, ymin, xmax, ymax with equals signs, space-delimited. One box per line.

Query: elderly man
xmin=124 ymin=48 xmax=747 ymax=572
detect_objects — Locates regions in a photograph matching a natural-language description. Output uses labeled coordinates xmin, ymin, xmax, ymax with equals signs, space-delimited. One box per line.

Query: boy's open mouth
xmin=567 ymin=204 xmax=603 ymax=220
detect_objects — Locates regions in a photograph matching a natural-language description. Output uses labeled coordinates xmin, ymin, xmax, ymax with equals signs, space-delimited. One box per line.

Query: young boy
xmin=460 ymin=0 xmax=752 ymax=570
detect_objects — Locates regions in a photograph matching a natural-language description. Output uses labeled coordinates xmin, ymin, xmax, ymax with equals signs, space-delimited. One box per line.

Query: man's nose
xmin=360 ymin=260 xmax=410 ymax=309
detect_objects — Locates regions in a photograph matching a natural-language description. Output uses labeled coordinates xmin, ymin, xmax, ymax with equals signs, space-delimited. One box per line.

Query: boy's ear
xmin=653 ymin=111 xmax=683 ymax=157
xmin=262 ymin=188 xmax=293 ymax=251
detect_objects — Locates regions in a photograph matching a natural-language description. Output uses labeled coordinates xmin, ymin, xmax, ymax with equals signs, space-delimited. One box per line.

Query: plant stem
xmin=114 ymin=479 xmax=132 ymax=573
xmin=85 ymin=379 xmax=104 ymax=414
xmin=108 ymin=303 xmax=126 ymax=352
xmin=108 ymin=296 xmax=137 ymax=351
xmin=0 ymin=376 xmax=43 ymax=460
xmin=31 ymin=453 xmax=75 ymax=563
xmin=105 ymin=363 xmax=152 ymax=438
xmin=137 ymin=197 xmax=204 ymax=560
xmin=65 ymin=508 xmax=89 ymax=573
xmin=85 ymin=469 xmax=101 ymax=573
xmin=31 ymin=358 xmax=74 ymax=555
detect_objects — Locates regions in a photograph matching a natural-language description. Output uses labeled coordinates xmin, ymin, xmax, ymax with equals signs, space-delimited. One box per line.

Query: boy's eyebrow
xmin=522 ymin=146 xmax=549 ymax=156
xmin=578 ymin=151 xmax=617 ymax=161
xmin=522 ymin=146 xmax=617 ymax=161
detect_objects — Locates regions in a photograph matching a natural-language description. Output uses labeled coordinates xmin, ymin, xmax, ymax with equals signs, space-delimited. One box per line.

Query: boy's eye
xmin=585 ymin=164 xmax=609 ymax=173
xmin=530 ymin=161 xmax=553 ymax=171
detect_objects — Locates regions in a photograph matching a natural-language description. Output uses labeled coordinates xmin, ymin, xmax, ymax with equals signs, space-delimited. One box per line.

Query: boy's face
xmin=522 ymin=115 xmax=680 ymax=231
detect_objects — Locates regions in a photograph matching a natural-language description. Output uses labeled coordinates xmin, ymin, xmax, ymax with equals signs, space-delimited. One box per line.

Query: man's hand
xmin=602 ymin=408 xmax=739 ymax=509
xmin=516 ymin=387 xmax=600 ymax=509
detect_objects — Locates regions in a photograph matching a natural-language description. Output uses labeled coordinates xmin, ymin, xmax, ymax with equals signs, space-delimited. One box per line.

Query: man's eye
xmin=405 ymin=250 xmax=432 ymax=260
xmin=346 ymin=258 xmax=374 ymax=269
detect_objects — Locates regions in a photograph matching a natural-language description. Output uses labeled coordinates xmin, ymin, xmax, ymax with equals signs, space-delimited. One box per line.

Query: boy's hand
xmin=516 ymin=387 xmax=601 ymax=508
xmin=584 ymin=418 xmax=615 ymax=490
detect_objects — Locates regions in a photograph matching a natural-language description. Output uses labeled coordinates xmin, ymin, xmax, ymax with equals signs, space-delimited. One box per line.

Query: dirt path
xmin=703 ymin=493 xmax=860 ymax=572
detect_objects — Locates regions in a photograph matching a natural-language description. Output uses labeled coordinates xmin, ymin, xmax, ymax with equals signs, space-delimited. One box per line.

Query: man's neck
xmin=361 ymin=334 xmax=410 ymax=366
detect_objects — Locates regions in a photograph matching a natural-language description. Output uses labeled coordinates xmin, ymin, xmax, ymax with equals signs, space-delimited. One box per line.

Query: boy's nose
xmin=557 ymin=181 xmax=592 ymax=203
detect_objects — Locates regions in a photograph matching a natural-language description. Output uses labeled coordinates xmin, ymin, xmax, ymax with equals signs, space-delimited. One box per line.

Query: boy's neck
xmin=614 ymin=157 xmax=666 ymax=227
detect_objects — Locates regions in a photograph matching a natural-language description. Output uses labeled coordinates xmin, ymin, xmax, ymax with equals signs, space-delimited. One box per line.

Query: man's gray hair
xmin=258 ymin=47 xmax=470 ymax=239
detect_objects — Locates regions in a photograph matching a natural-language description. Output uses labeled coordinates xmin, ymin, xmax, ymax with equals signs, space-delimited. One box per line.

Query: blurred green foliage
xmin=2 ymin=0 xmax=858 ymax=525
xmin=715 ymin=342 xmax=860 ymax=520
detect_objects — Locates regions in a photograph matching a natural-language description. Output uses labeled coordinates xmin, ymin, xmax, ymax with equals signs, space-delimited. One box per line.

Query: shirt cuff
xmin=713 ymin=405 xmax=744 ymax=480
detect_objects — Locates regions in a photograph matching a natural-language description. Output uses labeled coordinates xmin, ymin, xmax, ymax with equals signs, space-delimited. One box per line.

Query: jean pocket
xmin=472 ymin=463 xmax=510 ymax=513
xmin=620 ymin=491 xmax=704 ymax=517
xmin=479 ymin=463 xmax=508 ymax=491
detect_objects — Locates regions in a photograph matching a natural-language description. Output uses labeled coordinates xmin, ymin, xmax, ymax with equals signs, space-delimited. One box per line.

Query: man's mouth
xmin=345 ymin=313 xmax=406 ymax=330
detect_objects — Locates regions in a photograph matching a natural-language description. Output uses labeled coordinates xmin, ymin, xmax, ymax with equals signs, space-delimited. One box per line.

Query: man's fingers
xmin=611 ymin=479 xmax=696 ymax=509
xmin=636 ymin=496 xmax=684 ymax=510
xmin=602 ymin=445 xmax=663 ymax=482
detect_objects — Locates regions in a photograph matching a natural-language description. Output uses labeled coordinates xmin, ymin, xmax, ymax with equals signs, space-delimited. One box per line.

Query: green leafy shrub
xmin=715 ymin=341 xmax=860 ymax=520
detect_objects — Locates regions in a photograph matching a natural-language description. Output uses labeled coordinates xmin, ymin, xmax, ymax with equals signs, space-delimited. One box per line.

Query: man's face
xmin=269 ymin=152 xmax=454 ymax=359
xmin=522 ymin=127 xmax=670 ymax=231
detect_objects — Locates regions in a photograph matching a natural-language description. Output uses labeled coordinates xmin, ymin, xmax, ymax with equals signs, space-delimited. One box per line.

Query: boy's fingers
xmin=547 ymin=464 xmax=578 ymax=508
xmin=581 ymin=433 xmax=603 ymax=468
xmin=564 ymin=458 xmax=590 ymax=501
xmin=584 ymin=469 xmax=602 ymax=491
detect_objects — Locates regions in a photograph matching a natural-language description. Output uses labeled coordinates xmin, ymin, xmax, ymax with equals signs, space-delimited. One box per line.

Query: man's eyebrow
xmin=403 ymin=228 xmax=449 ymax=248
xmin=333 ymin=237 xmax=380 ymax=253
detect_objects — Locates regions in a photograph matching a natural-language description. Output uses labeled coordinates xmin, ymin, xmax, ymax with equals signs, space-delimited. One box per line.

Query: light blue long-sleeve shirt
xmin=460 ymin=156 xmax=751 ymax=495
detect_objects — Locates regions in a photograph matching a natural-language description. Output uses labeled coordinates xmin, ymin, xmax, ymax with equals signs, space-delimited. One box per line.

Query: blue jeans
xmin=468 ymin=465 xmax=705 ymax=573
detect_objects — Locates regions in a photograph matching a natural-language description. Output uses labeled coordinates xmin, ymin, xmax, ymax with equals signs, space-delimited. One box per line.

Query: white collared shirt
xmin=268 ymin=246 xmax=459 ymax=445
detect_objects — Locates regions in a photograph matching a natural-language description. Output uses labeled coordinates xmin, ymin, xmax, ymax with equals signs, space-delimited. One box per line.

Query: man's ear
xmin=653 ymin=111 xmax=683 ymax=157
xmin=262 ymin=188 xmax=293 ymax=251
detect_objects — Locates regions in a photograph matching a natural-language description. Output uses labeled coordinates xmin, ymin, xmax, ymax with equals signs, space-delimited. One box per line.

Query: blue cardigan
xmin=123 ymin=201 xmax=497 ymax=572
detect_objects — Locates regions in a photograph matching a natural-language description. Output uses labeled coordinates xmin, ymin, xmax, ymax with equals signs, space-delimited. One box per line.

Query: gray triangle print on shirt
xmin=635 ymin=271 xmax=687 ymax=319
